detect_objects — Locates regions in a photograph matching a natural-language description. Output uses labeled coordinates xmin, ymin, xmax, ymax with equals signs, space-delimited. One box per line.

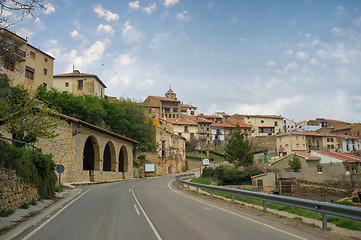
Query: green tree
xmin=288 ymin=156 xmax=302 ymax=172
xmin=224 ymin=125 xmax=253 ymax=167
xmin=0 ymin=75 xmax=58 ymax=143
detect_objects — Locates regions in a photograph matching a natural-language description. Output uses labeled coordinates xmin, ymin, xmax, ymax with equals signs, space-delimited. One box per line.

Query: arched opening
xmin=103 ymin=141 xmax=116 ymax=172
xmin=103 ymin=144 xmax=111 ymax=171
xmin=118 ymin=146 xmax=128 ymax=172
xmin=83 ymin=137 xmax=95 ymax=170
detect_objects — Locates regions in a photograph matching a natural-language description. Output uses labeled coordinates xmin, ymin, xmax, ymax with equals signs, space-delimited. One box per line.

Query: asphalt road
xmin=12 ymin=175 xmax=340 ymax=240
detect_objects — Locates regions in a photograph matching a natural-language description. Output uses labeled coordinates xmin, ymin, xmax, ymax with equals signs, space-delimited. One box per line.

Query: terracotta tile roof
xmin=185 ymin=115 xmax=213 ymax=124
xmin=165 ymin=119 xmax=197 ymax=126
xmin=211 ymin=121 xmax=235 ymax=128
xmin=181 ymin=104 xmax=197 ymax=108
xmin=216 ymin=112 xmax=230 ymax=117
xmin=315 ymin=151 xmax=361 ymax=162
xmin=332 ymin=123 xmax=357 ymax=131
xmin=203 ymin=115 xmax=222 ymax=119
xmin=239 ymin=114 xmax=283 ymax=119
xmin=147 ymin=96 xmax=180 ymax=102
xmin=225 ymin=119 xmax=252 ymax=128
xmin=294 ymin=152 xmax=320 ymax=160
xmin=277 ymin=131 xmax=322 ymax=137
xmin=315 ymin=118 xmax=350 ymax=124
xmin=53 ymin=72 xmax=107 ymax=88
xmin=295 ymin=121 xmax=306 ymax=126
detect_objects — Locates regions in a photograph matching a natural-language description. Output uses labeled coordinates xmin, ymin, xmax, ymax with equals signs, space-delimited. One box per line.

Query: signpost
xmin=56 ymin=164 xmax=65 ymax=193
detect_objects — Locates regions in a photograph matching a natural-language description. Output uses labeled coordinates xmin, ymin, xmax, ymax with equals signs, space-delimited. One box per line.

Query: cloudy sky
xmin=7 ymin=0 xmax=361 ymax=123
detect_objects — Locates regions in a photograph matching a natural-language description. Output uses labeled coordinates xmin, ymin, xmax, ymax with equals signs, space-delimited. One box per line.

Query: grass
xmin=0 ymin=209 xmax=15 ymax=217
xmin=188 ymin=177 xmax=361 ymax=232
xmin=30 ymin=198 xmax=37 ymax=206
xmin=19 ymin=202 xmax=30 ymax=209
xmin=186 ymin=151 xmax=224 ymax=163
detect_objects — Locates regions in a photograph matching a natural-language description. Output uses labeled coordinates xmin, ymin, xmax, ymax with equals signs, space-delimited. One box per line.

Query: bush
xmin=19 ymin=202 xmax=30 ymax=209
xmin=201 ymin=167 xmax=215 ymax=178
xmin=1 ymin=139 xmax=57 ymax=199
xmin=249 ymin=168 xmax=264 ymax=177
xmin=0 ymin=209 xmax=15 ymax=217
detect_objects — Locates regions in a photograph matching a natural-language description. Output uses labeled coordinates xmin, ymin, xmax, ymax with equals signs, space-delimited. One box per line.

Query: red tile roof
xmin=277 ymin=131 xmax=322 ymax=137
xmin=315 ymin=151 xmax=361 ymax=162
xmin=53 ymin=72 xmax=107 ymax=88
xmin=165 ymin=119 xmax=197 ymax=125
xmin=185 ymin=115 xmax=213 ymax=124
xmin=238 ymin=114 xmax=283 ymax=119
xmin=181 ymin=104 xmax=197 ymax=108
xmin=294 ymin=152 xmax=320 ymax=160
xmin=203 ymin=115 xmax=222 ymax=119
xmin=147 ymin=96 xmax=180 ymax=102
xmin=211 ymin=121 xmax=235 ymax=128
xmin=225 ymin=119 xmax=252 ymax=128
xmin=332 ymin=123 xmax=357 ymax=131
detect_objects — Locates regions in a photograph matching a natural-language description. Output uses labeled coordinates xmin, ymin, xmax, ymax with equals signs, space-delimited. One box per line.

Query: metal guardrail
xmin=175 ymin=173 xmax=361 ymax=231
xmin=0 ymin=135 xmax=41 ymax=151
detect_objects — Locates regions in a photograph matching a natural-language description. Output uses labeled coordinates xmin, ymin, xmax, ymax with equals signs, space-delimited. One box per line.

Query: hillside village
xmin=1 ymin=27 xmax=361 ymax=202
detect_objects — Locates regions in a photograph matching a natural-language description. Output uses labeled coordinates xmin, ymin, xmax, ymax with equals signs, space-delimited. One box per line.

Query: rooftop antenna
xmin=72 ymin=64 xmax=75 ymax=72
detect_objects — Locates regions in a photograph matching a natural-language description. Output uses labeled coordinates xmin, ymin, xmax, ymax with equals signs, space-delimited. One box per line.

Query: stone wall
xmin=0 ymin=169 xmax=39 ymax=211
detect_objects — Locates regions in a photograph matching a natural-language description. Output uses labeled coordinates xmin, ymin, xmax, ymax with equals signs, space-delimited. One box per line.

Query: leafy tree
xmin=36 ymin=86 xmax=157 ymax=152
xmin=0 ymin=0 xmax=49 ymax=28
xmin=0 ymin=75 xmax=58 ymax=143
xmin=288 ymin=156 xmax=302 ymax=172
xmin=224 ymin=125 xmax=254 ymax=167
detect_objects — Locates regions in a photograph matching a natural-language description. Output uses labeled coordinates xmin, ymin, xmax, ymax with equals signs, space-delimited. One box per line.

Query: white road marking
xmin=168 ymin=181 xmax=308 ymax=240
xmin=23 ymin=190 xmax=90 ymax=240
xmin=133 ymin=204 xmax=140 ymax=215
xmin=132 ymin=185 xmax=162 ymax=240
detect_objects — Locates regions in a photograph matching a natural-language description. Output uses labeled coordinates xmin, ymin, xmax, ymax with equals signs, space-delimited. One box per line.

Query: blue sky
xmin=7 ymin=0 xmax=361 ymax=123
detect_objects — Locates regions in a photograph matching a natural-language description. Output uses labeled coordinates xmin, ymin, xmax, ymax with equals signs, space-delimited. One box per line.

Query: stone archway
xmin=103 ymin=141 xmax=116 ymax=171
xmin=83 ymin=136 xmax=100 ymax=171
xmin=118 ymin=145 xmax=129 ymax=173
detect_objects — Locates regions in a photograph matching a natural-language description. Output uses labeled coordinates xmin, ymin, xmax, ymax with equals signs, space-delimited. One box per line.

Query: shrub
xmin=137 ymin=154 xmax=146 ymax=160
xmin=0 ymin=209 xmax=15 ymax=217
xmin=249 ymin=168 xmax=264 ymax=177
xmin=202 ymin=167 xmax=215 ymax=178
xmin=19 ymin=202 xmax=30 ymax=209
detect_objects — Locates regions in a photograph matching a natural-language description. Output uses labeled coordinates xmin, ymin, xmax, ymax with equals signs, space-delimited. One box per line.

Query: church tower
xmin=165 ymin=88 xmax=177 ymax=100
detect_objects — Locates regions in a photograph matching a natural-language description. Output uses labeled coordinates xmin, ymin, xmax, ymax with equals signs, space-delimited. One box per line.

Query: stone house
xmin=331 ymin=123 xmax=361 ymax=137
xmin=156 ymin=126 xmax=186 ymax=160
xmin=0 ymin=111 xmax=138 ymax=183
xmin=0 ymin=28 xmax=54 ymax=95
xmin=184 ymin=115 xmax=213 ymax=146
xmin=160 ymin=118 xmax=198 ymax=142
xmin=53 ymin=70 xmax=107 ymax=98
xmin=142 ymin=89 xmax=181 ymax=119
xmin=269 ymin=151 xmax=361 ymax=182
xmin=231 ymin=114 xmax=283 ymax=137
xmin=251 ymin=172 xmax=276 ymax=193
xmin=180 ymin=104 xmax=197 ymax=116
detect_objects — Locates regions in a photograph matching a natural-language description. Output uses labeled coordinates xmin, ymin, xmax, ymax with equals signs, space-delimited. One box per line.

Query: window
xmin=184 ymin=126 xmax=188 ymax=132
xmin=261 ymin=120 xmax=264 ymax=123
xmin=4 ymin=58 xmax=15 ymax=71
xmin=25 ymin=66 xmax=35 ymax=79
xmin=317 ymin=166 xmax=323 ymax=173
xmin=275 ymin=121 xmax=278 ymax=126
xmin=65 ymin=82 xmax=69 ymax=87
xmin=78 ymin=80 xmax=83 ymax=90
xmin=42 ymin=83 xmax=47 ymax=88
xmin=44 ymin=57 xmax=48 ymax=62
xmin=30 ymin=51 xmax=36 ymax=59
xmin=43 ymin=68 xmax=48 ymax=75
xmin=191 ymin=111 xmax=194 ymax=115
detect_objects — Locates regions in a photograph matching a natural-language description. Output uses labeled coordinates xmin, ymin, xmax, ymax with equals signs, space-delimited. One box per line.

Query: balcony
xmin=0 ymin=42 xmax=26 ymax=61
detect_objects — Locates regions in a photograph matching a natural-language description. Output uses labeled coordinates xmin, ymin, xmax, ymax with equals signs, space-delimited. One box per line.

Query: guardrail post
xmin=196 ymin=187 xmax=199 ymax=194
xmin=187 ymin=185 xmax=190 ymax=190
xmin=322 ymin=214 xmax=327 ymax=231
xmin=263 ymin=201 xmax=267 ymax=213
xmin=232 ymin=195 xmax=234 ymax=204
xmin=210 ymin=190 xmax=213 ymax=198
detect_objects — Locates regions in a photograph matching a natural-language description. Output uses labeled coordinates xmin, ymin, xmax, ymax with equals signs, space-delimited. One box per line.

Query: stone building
xmin=142 ymin=91 xmax=181 ymax=119
xmin=231 ymin=114 xmax=283 ymax=137
xmin=0 ymin=111 xmax=138 ymax=183
xmin=0 ymin=28 xmax=54 ymax=95
xmin=53 ymin=70 xmax=107 ymax=98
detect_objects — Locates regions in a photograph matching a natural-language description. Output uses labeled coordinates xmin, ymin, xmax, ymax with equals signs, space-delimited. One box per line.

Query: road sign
xmin=145 ymin=163 xmax=155 ymax=172
xmin=56 ymin=164 xmax=65 ymax=174
xmin=202 ymin=159 xmax=210 ymax=166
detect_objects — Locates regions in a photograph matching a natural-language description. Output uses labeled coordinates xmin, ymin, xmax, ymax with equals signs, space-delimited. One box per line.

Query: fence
xmin=176 ymin=173 xmax=361 ymax=231
xmin=0 ymin=136 xmax=40 ymax=151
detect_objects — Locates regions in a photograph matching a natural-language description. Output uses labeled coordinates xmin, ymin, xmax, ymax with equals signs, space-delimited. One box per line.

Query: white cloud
xmin=151 ymin=32 xmax=169 ymax=50
xmin=108 ymin=75 xmax=130 ymax=87
xmin=309 ymin=58 xmax=318 ymax=64
xmin=97 ymin=24 xmax=114 ymax=34
xmin=136 ymin=79 xmax=154 ymax=89
xmin=67 ymin=39 xmax=110 ymax=71
xmin=312 ymin=39 xmax=320 ymax=45
xmin=44 ymin=2 xmax=56 ymax=14
xmin=330 ymin=26 xmax=345 ymax=37
xmin=354 ymin=17 xmax=361 ymax=26
xmin=284 ymin=50 xmax=294 ymax=56
xmin=316 ymin=49 xmax=326 ymax=58
xmin=117 ymin=53 xmax=136 ymax=65
xmin=70 ymin=30 xmax=81 ymax=38
xmin=336 ymin=5 xmax=344 ymax=15
xmin=305 ymin=33 xmax=311 ymax=39
xmin=266 ymin=61 xmax=276 ymax=67
xmin=296 ymin=51 xmax=309 ymax=60
xmin=144 ymin=2 xmax=157 ymax=15
xmin=129 ymin=1 xmax=140 ymax=9
xmin=122 ymin=21 xmax=143 ymax=43
xmin=229 ymin=96 xmax=302 ymax=116
xmin=16 ymin=28 xmax=34 ymax=39
xmin=239 ymin=37 xmax=247 ymax=42
xmin=176 ymin=10 xmax=189 ymax=21
xmin=94 ymin=5 xmax=119 ymax=21
xmin=285 ymin=62 xmax=299 ymax=71
xmin=266 ymin=77 xmax=283 ymax=88
xmin=164 ymin=0 xmax=179 ymax=7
